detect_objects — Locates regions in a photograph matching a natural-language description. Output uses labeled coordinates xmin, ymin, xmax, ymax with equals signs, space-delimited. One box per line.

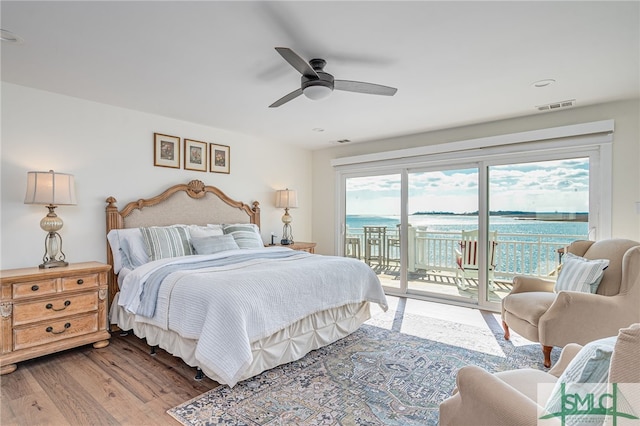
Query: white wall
xmin=312 ymin=99 xmax=640 ymax=255
xmin=1 ymin=83 xmax=312 ymax=270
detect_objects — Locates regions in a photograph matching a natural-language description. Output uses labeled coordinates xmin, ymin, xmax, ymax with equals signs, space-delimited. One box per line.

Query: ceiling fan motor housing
xmin=301 ymin=71 xmax=334 ymax=91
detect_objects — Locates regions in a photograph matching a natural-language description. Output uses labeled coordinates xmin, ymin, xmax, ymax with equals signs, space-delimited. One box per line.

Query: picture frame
xmin=210 ymin=143 xmax=230 ymax=174
xmin=184 ymin=139 xmax=208 ymax=172
xmin=154 ymin=133 xmax=180 ymax=169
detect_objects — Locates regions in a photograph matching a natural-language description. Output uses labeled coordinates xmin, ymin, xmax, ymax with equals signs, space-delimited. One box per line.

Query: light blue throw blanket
xmin=138 ymin=250 xmax=304 ymax=317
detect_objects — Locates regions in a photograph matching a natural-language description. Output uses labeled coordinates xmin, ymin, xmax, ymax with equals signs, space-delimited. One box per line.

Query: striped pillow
xmin=191 ymin=234 xmax=239 ymax=255
xmin=222 ymin=223 xmax=263 ymax=249
xmin=140 ymin=226 xmax=193 ymax=261
xmin=554 ymin=252 xmax=609 ymax=293
xmin=543 ymin=335 xmax=616 ymax=423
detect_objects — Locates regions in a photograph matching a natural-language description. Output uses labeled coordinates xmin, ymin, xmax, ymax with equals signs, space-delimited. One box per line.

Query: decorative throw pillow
xmin=222 ymin=223 xmax=263 ymax=249
xmin=554 ymin=252 xmax=609 ymax=293
xmin=107 ymin=228 xmax=148 ymax=273
xmin=543 ymin=335 xmax=617 ymax=422
xmin=191 ymin=234 xmax=239 ymax=255
xmin=140 ymin=226 xmax=193 ymax=261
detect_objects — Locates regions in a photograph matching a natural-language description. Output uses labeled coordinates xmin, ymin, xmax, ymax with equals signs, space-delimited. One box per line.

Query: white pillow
xmin=191 ymin=234 xmax=239 ymax=255
xmin=554 ymin=252 xmax=609 ymax=293
xmin=107 ymin=228 xmax=148 ymax=273
xmin=543 ymin=335 xmax=616 ymax=423
xmin=140 ymin=226 xmax=193 ymax=261
xmin=187 ymin=224 xmax=224 ymax=239
xmin=222 ymin=223 xmax=263 ymax=249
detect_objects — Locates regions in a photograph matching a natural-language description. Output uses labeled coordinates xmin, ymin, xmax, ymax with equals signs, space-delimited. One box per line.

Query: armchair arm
xmin=439 ymin=366 xmax=541 ymax=426
xmin=510 ymin=275 xmax=555 ymax=294
xmin=539 ymin=292 xmax=630 ymax=347
xmin=548 ymin=343 xmax=583 ymax=378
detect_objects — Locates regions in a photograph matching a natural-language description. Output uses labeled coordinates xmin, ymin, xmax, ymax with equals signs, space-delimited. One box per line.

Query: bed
xmin=106 ymin=180 xmax=387 ymax=386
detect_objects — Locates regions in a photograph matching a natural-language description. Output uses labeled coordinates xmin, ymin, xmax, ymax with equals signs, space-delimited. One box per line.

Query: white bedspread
xmin=117 ymin=247 xmax=387 ymax=386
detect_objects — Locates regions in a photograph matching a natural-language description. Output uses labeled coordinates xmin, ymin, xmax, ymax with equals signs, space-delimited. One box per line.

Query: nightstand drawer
xmin=12 ymin=278 xmax=57 ymax=299
xmin=13 ymin=312 xmax=98 ymax=351
xmin=61 ymin=273 xmax=99 ymax=291
xmin=13 ymin=292 xmax=98 ymax=326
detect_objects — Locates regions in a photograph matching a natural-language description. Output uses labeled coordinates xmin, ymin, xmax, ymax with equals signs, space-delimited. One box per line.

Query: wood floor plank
xmin=85 ymin=335 xmax=216 ymax=404
xmin=1 ymin=332 xmax=220 ymax=425
xmin=2 ymin=361 xmax=70 ymax=425
xmin=3 ymin=390 xmax=69 ymax=426
xmin=0 ymin=365 xmax=34 ymax=400
xmin=59 ymin=350 xmax=156 ymax=424
xmin=28 ymin=350 xmax=121 ymax=425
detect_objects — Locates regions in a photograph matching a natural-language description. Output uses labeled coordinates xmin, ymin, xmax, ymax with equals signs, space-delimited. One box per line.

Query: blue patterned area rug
xmin=168 ymin=314 xmax=558 ymax=425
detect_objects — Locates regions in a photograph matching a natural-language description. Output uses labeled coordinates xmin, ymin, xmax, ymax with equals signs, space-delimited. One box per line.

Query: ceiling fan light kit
xmin=303 ymin=85 xmax=332 ymax=100
xmin=269 ymin=47 xmax=397 ymax=108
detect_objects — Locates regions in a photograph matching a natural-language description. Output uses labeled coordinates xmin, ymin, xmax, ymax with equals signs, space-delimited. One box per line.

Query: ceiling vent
xmin=536 ymin=99 xmax=576 ymax=111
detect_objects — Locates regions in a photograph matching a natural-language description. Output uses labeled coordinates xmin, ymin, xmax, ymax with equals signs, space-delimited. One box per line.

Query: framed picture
xmin=154 ymin=133 xmax=180 ymax=169
xmin=210 ymin=143 xmax=230 ymax=174
xmin=184 ymin=139 xmax=208 ymax=172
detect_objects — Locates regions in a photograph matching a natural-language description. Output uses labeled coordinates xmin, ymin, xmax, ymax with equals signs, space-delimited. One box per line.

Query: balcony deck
xmin=345 ymin=226 xmax=584 ymax=301
xmin=366 ymin=262 xmax=514 ymax=301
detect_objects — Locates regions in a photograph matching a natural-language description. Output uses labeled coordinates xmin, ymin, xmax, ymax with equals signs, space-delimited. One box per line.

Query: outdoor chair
xmin=344 ymin=236 xmax=361 ymax=259
xmin=502 ymin=239 xmax=640 ymax=368
xmin=363 ymin=226 xmax=386 ymax=266
xmin=454 ymin=230 xmax=498 ymax=291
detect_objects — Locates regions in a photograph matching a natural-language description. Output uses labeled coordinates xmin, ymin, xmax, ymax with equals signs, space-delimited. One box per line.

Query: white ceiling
xmin=2 ymin=1 xmax=638 ymax=150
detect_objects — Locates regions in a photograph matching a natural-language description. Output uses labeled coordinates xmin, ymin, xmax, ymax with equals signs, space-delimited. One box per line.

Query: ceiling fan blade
xmin=269 ymin=88 xmax=303 ymax=108
xmin=275 ymin=47 xmax=318 ymax=79
xmin=334 ymin=80 xmax=397 ymax=96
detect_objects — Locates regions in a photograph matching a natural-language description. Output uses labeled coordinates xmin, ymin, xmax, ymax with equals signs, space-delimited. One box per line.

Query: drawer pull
xmin=76 ymin=279 xmax=84 ymax=285
xmin=45 ymin=300 xmax=71 ymax=311
xmin=31 ymin=285 xmax=39 ymax=291
xmin=46 ymin=323 xmax=71 ymax=334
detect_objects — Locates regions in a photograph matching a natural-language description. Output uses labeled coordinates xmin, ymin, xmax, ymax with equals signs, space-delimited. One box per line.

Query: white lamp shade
xmin=275 ymin=189 xmax=298 ymax=209
xmin=24 ymin=170 xmax=77 ymax=205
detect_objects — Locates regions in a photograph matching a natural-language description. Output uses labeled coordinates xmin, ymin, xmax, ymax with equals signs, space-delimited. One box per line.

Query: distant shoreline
xmin=411 ymin=211 xmax=589 ymax=222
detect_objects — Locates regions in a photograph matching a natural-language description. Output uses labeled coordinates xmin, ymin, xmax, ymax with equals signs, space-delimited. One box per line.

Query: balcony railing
xmin=345 ymin=226 xmax=586 ymax=281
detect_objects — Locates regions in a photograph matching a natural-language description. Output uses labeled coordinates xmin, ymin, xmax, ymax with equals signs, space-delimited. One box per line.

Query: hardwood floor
xmin=1 ymin=332 xmax=218 ymax=425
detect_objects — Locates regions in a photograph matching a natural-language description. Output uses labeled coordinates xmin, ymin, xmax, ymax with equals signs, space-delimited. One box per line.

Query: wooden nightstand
xmin=268 ymin=242 xmax=317 ymax=254
xmin=0 ymin=261 xmax=111 ymax=374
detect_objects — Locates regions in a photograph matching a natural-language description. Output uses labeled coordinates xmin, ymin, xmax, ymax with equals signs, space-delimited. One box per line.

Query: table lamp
xmin=24 ymin=170 xmax=77 ymax=268
xmin=275 ymin=188 xmax=298 ymax=245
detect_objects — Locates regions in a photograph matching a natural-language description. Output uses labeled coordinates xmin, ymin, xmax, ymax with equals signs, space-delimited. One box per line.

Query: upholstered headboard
xmin=105 ymin=179 xmax=260 ymax=305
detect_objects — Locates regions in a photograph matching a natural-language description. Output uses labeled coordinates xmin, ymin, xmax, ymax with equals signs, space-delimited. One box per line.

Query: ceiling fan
xmin=269 ymin=47 xmax=397 ymax=108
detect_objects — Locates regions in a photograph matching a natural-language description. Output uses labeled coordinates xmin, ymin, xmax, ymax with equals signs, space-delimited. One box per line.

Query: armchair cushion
xmin=554 ymin=252 xmax=609 ymax=293
xmin=503 ymin=292 xmax=556 ymax=325
xmin=494 ymin=369 xmax=558 ymax=401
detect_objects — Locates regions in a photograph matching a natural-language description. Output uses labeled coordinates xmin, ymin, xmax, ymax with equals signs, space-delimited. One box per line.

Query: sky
xmin=346 ymin=158 xmax=589 ymax=216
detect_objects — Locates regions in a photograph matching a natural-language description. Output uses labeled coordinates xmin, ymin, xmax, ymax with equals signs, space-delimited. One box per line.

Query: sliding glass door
xmin=406 ymin=167 xmax=481 ymax=302
xmin=339 ymin=144 xmax=601 ymax=310
xmin=344 ymin=173 xmax=402 ymax=290
xmin=486 ymin=158 xmax=590 ymax=303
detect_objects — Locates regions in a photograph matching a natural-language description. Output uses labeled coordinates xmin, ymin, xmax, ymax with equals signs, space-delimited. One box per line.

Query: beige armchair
xmin=439 ymin=324 xmax=640 ymax=426
xmin=502 ymin=239 xmax=640 ymax=367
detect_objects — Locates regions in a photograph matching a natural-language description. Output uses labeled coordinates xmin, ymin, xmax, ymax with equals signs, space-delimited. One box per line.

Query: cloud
xmin=346 ymin=158 xmax=589 ymax=215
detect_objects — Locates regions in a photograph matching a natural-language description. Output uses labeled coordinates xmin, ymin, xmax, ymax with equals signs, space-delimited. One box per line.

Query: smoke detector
xmin=536 ymin=99 xmax=575 ymax=112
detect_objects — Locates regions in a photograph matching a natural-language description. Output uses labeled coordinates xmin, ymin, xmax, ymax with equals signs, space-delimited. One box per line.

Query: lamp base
xmin=280 ymin=239 xmax=292 ymax=245
xmin=39 ymin=259 xmax=68 ymax=269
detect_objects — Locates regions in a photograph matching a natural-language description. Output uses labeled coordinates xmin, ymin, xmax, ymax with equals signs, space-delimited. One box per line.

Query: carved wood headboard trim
xmin=105 ymin=179 xmax=261 ymax=306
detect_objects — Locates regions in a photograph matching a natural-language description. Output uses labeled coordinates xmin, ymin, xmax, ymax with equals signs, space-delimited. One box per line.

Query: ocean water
xmin=347 ymin=214 xmax=588 ymax=239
